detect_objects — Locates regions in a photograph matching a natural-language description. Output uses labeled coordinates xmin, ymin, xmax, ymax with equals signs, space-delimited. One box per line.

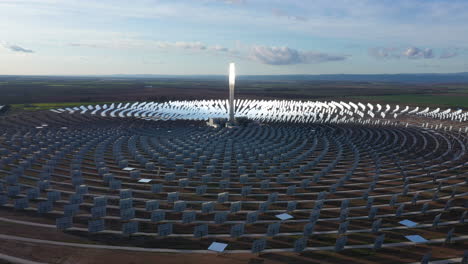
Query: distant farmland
xmin=1 ymin=75 xmax=468 ymax=109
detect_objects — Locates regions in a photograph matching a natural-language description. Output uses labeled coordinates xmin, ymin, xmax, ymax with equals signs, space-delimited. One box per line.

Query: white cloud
xmin=1 ymin=42 xmax=34 ymax=53
xmin=2 ymin=0 xmax=468 ymax=47
xmin=155 ymin=41 xmax=207 ymax=50
xmin=250 ymin=46 xmax=346 ymax=65
xmin=403 ymin=47 xmax=433 ymax=59
xmin=66 ymin=39 xmax=239 ymax=56
xmin=369 ymin=46 xmax=436 ymax=59
xmin=1 ymin=0 xmax=467 ymax=74
xmin=439 ymin=50 xmax=458 ymax=59
xmin=210 ymin=45 xmax=229 ymax=52
xmin=68 ymin=43 xmax=100 ymax=48
xmin=174 ymin=42 xmax=206 ymax=50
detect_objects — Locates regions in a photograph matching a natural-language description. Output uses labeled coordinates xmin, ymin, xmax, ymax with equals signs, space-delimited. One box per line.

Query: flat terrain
xmin=1 ymin=76 xmax=468 ymax=112
xmin=0 ymin=76 xmax=466 ymax=264
xmin=0 ymin=110 xmax=466 ymax=263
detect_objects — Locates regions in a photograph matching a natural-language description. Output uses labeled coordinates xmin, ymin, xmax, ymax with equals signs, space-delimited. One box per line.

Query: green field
xmin=1 ymin=76 xmax=468 ymax=112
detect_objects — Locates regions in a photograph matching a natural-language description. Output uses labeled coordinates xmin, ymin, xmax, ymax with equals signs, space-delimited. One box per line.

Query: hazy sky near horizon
xmin=1 ymin=0 xmax=468 ymax=75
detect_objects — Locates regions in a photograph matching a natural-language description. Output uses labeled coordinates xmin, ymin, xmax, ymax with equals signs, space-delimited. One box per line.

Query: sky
xmin=1 ymin=0 xmax=468 ymax=75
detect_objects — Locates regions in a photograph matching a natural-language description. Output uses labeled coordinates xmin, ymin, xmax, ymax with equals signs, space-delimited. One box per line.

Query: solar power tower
xmin=229 ymin=62 xmax=236 ymax=124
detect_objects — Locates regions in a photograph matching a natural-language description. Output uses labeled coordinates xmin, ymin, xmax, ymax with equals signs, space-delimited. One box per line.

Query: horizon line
xmin=1 ymin=72 xmax=468 ymax=77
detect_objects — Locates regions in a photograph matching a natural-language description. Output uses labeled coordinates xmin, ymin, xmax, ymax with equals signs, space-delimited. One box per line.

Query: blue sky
xmin=1 ymin=0 xmax=467 ymax=75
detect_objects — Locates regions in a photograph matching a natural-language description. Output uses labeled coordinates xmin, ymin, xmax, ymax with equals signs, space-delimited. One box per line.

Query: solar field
xmin=0 ymin=100 xmax=467 ymax=263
